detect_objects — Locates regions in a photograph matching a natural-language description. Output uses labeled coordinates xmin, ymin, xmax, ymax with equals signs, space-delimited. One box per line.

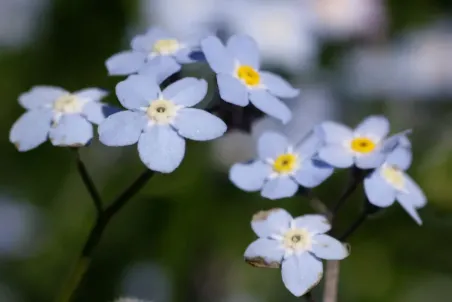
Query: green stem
xmin=57 ymin=169 xmax=155 ymax=302
xmin=73 ymin=149 xmax=103 ymax=214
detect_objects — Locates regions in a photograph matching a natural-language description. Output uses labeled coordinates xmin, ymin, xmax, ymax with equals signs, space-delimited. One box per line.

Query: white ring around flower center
xmin=152 ymin=39 xmax=181 ymax=56
xmin=53 ymin=94 xmax=83 ymax=114
xmin=146 ymin=99 xmax=178 ymax=125
xmin=282 ymin=228 xmax=312 ymax=254
xmin=380 ymin=163 xmax=406 ymax=191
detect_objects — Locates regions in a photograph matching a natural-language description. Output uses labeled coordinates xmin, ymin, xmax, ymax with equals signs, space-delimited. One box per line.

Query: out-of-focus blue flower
xmin=364 ymin=138 xmax=427 ymax=225
xmin=10 ymin=86 xmax=113 ymax=151
xmin=99 ymin=75 xmax=227 ymax=173
xmin=229 ymin=132 xmax=333 ymax=200
xmin=316 ymin=115 xmax=405 ymax=169
xmin=244 ymin=208 xmax=349 ymax=297
xmin=106 ymin=28 xmax=202 ymax=76
xmin=201 ymin=34 xmax=299 ymax=124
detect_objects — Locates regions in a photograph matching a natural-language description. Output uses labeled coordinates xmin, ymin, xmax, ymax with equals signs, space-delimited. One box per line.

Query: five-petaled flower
xmin=245 ymin=208 xmax=349 ymax=297
xmin=229 ymin=132 xmax=333 ymax=200
xmin=316 ymin=115 xmax=404 ymax=169
xmin=106 ymin=27 xmax=200 ymax=76
xmin=201 ymin=34 xmax=299 ymax=124
xmin=98 ymin=75 xmax=227 ymax=173
xmin=364 ymin=136 xmax=427 ymax=225
xmin=10 ymin=86 xmax=112 ymax=151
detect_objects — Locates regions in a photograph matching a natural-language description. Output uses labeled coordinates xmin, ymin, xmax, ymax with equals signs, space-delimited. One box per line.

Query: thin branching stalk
xmin=58 ymin=165 xmax=155 ymax=302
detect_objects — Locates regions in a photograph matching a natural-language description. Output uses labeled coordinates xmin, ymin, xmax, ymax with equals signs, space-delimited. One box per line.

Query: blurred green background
xmin=1 ymin=0 xmax=452 ymax=301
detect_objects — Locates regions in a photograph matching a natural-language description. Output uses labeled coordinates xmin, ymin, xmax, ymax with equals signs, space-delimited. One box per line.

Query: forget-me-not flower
xmin=201 ymin=34 xmax=299 ymax=124
xmin=244 ymin=208 xmax=349 ymax=297
xmin=364 ymin=137 xmax=427 ymax=225
xmin=99 ymin=75 xmax=227 ymax=173
xmin=10 ymin=86 xmax=111 ymax=151
xmin=316 ymin=115 xmax=403 ymax=169
xmin=106 ymin=27 xmax=200 ymax=76
xmin=229 ymin=132 xmax=334 ymax=200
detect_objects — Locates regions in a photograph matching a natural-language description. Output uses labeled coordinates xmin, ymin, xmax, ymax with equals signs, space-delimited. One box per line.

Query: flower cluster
xmin=9 ymin=27 xmax=427 ymax=298
xmin=10 ymin=28 xmax=299 ymax=173
xmin=233 ymin=116 xmax=426 ymax=296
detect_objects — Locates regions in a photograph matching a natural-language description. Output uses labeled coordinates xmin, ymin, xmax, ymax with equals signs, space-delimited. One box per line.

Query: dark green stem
xmin=74 ymin=149 xmax=103 ymax=214
xmin=58 ymin=169 xmax=155 ymax=302
xmin=331 ymin=168 xmax=367 ymax=217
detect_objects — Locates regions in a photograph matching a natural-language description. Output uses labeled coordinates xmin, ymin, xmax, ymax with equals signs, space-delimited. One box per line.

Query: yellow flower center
xmin=152 ymin=39 xmax=180 ymax=55
xmin=350 ymin=137 xmax=376 ymax=154
xmin=283 ymin=228 xmax=312 ymax=251
xmin=237 ymin=65 xmax=260 ymax=86
xmin=381 ymin=164 xmax=405 ymax=190
xmin=146 ymin=99 xmax=178 ymax=124
xmin=53 ymin=94 xmax=82 ymax=114
xmin=273 ymin=153 xmax=298 ymax=174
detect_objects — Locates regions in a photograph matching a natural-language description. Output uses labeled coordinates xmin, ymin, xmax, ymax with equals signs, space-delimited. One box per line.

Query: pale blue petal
xmin=82 ymin=102 xmax=119 ymax=125
xmin=261 ymin=177 xmax=298 ymax=200
xmin=281 ymin=253 xmax=323 ymax=297
xmin=396 ymin=195 xmax=423 ymax=225
xmin=294 ymin=215 xmax=331 ymax=235
xmin=131 ymin=28 xmax=171 ymax=52
xmin=257 ymin=132 xmax=290 ymax=160
xmin=98 ymin=111 xmax=146 ymax=146
xmin=295 ymin=132 xmax=323 ymax=158
xmin=311 ymin=234 xmax=349 ymax=260
xmin=49 ymin=114 xmax=93 ymax=147
xmin=381 ymin=131 xmax=412 ymax=153
xmin=386 ymin=146 xmax=412 ymax=171
xmin=138 ymin=56 xmax=181 ymax=84
xmin=317 ymin=121 xmax=353 ymax=144
xmin=399 ymin=135 xmax=412 ymax=148
xmin=249 ymin=90 xmax=292 ymax=124
xmin=251 ymin=208 xmax=293 ymax=238
xmin=138 ymin=125 xmax=185 ymax=173
xmin=74 ymin=88 xmax=108 ymax=102
xmin=354 ymin=115 xmax=389 ymax=140
xmin=355 ymin=151 xmax=386 ymax=169
xmin=163 ymin=78 xmax=207 ymax=107
xmin=115 ymin=75 xmax=160 ymax=110
xmin=173 ymin=108 xmax=226 ymax=140
xmin=364 ymin=172 xmax=396 ymax=207
xmin=244 ymin=238 xmax=284 ymax=268
xmin=226 ymin=34 xmax=260 ymax=69
xmin=318 ymin=145 xmax=354 ymax=168
xmin=19 ymin=86 xmax=67 ymax=109
xmin=174 ymin=47 xmax=200 ymax=63
xmin=294 ymin=159 xmax=334 ymax=188
xmin=229 ymin=161 xmax=272 ymax=192
xmin=217 ymin=74 xmax=249 ymax=106
xmin=201 ymin=36 xmax=235 ymax=74
xmin=9 ymin=109 xmax=52 ymax=151
xmin=105 ymin=51 xmax=146 ymax=76
xmin=260 ymin=71 xmax=300 ymax=98
xmin=398 ymin=174 xmax=427 ymax=208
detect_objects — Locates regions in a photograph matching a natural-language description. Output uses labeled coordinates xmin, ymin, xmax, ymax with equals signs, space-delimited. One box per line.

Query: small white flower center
xmin=380 ymin=164 xmax=405 ymax=191
xmin=146 ymin=99 xmax=178 ymax=125
xmin=53 ymin=94 xmax=83 ymax=114
xmin=283 ymin=228 xmax=312 ymax=253
xmin=152 ymin=39 xmax=180 ymax=55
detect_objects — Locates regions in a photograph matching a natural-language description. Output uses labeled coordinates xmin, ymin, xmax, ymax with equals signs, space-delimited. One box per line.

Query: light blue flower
xmin=244 ymin=208 xmax=349 ymax=297
xmin=364 ymin=138 xmax=426 ymax=225
xmin=229 ymin=132 xmax=333 ymax=200
xmin=316 ymin=115 xmax=405 ymax=169
xmin=98 ymin=75 xmax=227 ymax=173
xmin=10 ymin=86 xmax=112 ymax=151
xmin=201 ymin=34 xmax=299 ymax=124
xmin=106 ymin=27 xmax=201 ymax=76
